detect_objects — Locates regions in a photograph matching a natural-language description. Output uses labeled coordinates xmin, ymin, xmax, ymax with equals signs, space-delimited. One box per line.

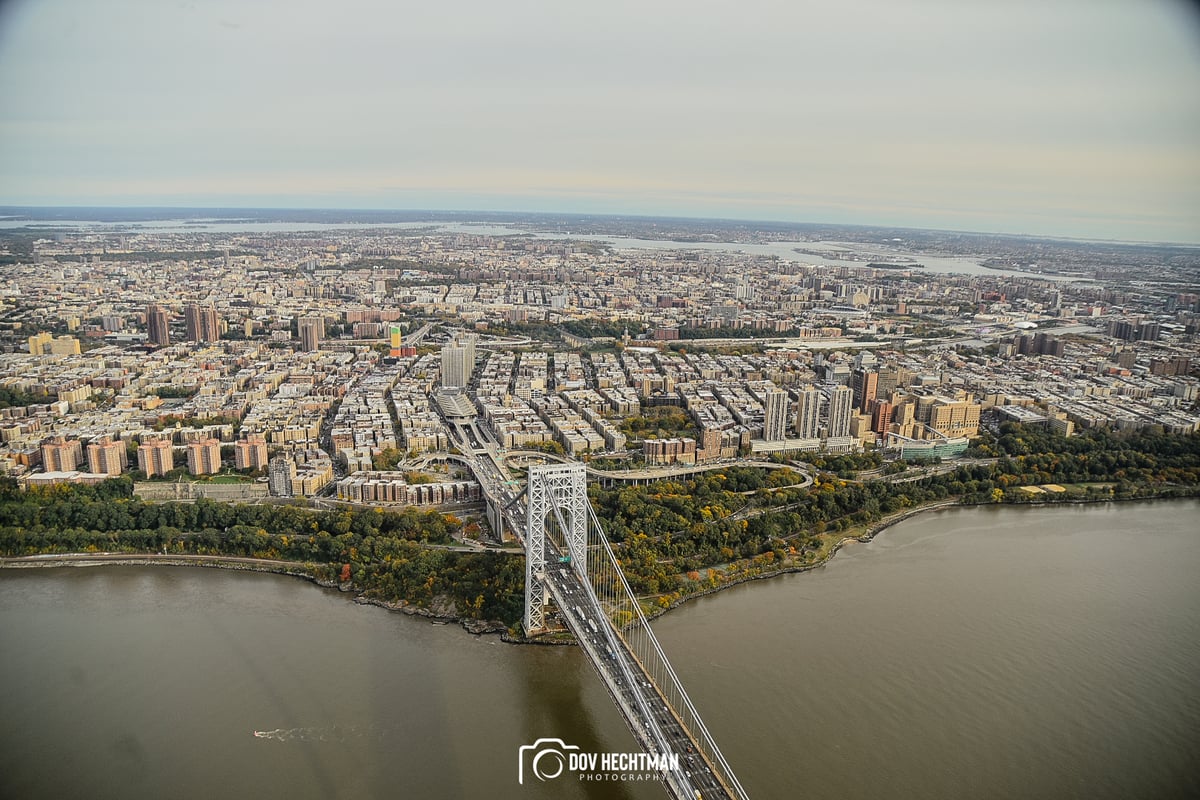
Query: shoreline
xmin=641 ymin=491 xmax=1200 ymax=621
xmin=0 ymin=552 xmax=315 ymax=577
xmin=3 ymin=493 xmax=1195 ymax=642
xmin=0 ymin=551 xmax=507 ymax=635
xmin=640 ymin=499 xmax=963 ymax=623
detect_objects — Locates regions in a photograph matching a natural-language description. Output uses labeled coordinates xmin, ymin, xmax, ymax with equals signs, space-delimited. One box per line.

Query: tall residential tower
xmin=147 ymin=304 xmax=170 ymax=347
xmin=440 ymin=334 xmax=477 ymax=389
xmin=827 ymin=385 xmax=854 ymax=439
xmin=763 ymin=389 xmax=789 ymax=442
xmin=794 ymin=385 xmax=821 ymax=439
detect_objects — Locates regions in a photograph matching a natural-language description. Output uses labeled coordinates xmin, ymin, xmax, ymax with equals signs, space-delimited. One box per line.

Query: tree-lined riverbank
xmin=3 ymin=425 xmax=1198 ymax=635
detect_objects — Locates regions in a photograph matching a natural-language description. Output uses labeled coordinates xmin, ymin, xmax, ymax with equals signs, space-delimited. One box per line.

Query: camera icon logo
xmin=517 ymin=738 xmax=581 ymax=784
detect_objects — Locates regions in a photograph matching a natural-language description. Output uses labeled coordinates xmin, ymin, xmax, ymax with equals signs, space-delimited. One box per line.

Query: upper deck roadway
xmin=541 ymin=551 xmax=737 ymax=800
xmin=481 ymin=480 xmax=740 ymax=798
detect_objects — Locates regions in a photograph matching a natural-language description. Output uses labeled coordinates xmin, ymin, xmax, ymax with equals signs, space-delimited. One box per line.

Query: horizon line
xmin=1 ymin=203 xmax=1197 ymax=249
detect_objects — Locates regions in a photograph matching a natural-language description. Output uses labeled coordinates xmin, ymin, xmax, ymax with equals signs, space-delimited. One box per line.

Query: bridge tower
xmin=524 ymin=463 xmax=589 ymax=634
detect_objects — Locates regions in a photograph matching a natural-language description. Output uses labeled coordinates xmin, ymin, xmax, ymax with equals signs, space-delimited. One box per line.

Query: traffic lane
xmin=546 ymin=569 xmax=723 ymax=798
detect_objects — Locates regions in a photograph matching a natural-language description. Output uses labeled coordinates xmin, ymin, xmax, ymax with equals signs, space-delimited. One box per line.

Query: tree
xmin=372 ymin=448 xmax=404 ymax=471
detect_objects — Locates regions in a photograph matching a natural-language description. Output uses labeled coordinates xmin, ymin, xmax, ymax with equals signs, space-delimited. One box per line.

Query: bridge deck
xmin=469 ymin=459 xmax=746 ymax=799
xmin=543 ymin=560 xmax=736 ymax=800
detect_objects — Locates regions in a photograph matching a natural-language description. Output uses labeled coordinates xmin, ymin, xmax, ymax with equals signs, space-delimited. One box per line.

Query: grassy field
xmin=202 ymin=474 xmax=254 ymax=484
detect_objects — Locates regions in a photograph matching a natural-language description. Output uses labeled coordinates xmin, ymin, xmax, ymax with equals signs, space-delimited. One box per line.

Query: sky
xmin=1 ymin=0 xmax=1198 ymax=243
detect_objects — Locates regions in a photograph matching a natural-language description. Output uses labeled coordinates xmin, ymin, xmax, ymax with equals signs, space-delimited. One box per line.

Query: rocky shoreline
xmin=347 ymin=591 xmax=507 ymax=636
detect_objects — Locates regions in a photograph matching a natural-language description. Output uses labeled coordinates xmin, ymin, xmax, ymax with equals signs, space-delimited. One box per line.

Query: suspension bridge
xmin=509 ymin=463 xmax=751 ymax=800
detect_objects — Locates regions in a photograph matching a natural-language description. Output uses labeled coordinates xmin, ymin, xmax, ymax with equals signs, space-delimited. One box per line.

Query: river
xmin=1 ymin=500 xmax=1197 ymax=800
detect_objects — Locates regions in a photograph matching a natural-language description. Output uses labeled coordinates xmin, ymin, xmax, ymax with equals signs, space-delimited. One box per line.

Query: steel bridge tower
xmin=520 ymin=462 xmax=750 ymax=800
xmin=524 ymin=463 xmax=589 ymax=633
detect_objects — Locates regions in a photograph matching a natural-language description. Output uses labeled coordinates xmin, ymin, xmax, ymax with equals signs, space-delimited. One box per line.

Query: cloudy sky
xmin=1 ymin=0 xmax=1198 ymax=242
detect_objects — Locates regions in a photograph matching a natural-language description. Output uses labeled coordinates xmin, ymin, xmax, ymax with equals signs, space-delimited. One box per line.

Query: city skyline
xmin=1 ymin=0 xmax=1198 ymax=244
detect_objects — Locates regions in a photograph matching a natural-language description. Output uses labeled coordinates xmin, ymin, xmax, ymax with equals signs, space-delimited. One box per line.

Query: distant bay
xmin=0 ymin=210 xmax=1034 ymax=277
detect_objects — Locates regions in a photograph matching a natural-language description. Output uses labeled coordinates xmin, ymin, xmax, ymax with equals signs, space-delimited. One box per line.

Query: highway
xmin=542 ymin=553 xmax=735 ymax=800
xmin=500 ymin=448 xmax=809 ymax=485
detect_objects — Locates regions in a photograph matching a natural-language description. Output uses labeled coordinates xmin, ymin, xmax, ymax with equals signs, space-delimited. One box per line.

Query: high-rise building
xmin=876 ymin=367 xmax=900 ymax=397
xmin=86 ymin=437 xmax=126 ymax=476
xmin=389 ymin=325 xmax=404 ymax=358
xmin=137 ymin=438 xmax=175 ymax=477
xmin=268 ymin=455 xmax=297 ymax=497
xmin=870 ymin=399 xmax=894 ymax=435
xmin=147 ymin=304 xmax=170 ymax=347
xmin=41 ymin=437 xmax=82 ymax=472
xmin=186 ymin=438 xmax=222 ymax=475
xmin=234 ymin=435 xmax=269 ymax=470
xmin=925 ymin=396 xmax=981 ymax=439
xmin=1149 ymin=356 xmax=1191 ymax=377
xmin=184 ymin=304 xmax=201 ymax=342
xmin=763 ymin=389 xmax=789 ymax=442
xmin=298 ymin=316 xmax=324 ymax=352
xmin=851 ymin=369 xmax=878 ymax=413
xmin=440 ymin=335 xmax=477 ymax=389
xmin=1108 ymin=319 xmax=1160 ymax=342
xmin=794 ymin=385 xmax=821 ymax=439
xmin=1017 ymin=332 xmax=1066 ymax=358
xmin=826 ymin=386 xmax=854 ymax=438
xmin=185 ymin=304 xmax=220 ymax=343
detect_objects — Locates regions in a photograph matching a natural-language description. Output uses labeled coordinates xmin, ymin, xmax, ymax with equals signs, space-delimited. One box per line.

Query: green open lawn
xmin=202 ymin=474 xmax=254 ymax=484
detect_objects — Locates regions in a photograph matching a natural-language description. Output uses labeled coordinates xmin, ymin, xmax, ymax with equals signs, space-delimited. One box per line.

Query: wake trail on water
xmin=252 ymin=723 xmax=395 ymax=743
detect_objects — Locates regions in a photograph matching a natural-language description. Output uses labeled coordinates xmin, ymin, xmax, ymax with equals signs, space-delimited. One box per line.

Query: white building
xmin=826 ymin=385 xmax=854 ymax=439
